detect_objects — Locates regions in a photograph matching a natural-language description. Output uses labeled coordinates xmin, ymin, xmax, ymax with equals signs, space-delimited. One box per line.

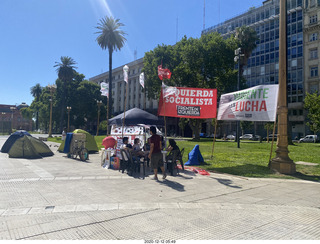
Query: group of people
xmin=121 ymin=126 xmax=180 ymax=181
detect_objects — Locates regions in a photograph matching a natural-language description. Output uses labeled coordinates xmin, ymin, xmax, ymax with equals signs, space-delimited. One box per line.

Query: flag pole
xmin=122 ymin=65 xmax=129 ymax=138
xmin=122 ymin=82 xmax=128 ymax=138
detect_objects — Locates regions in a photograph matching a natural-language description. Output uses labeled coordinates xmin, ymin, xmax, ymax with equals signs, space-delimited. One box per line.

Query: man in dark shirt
xmin=148 ymin=126 xmax=166 ymax=180
xmin=122 ymin=137 xmax=132 ymax=150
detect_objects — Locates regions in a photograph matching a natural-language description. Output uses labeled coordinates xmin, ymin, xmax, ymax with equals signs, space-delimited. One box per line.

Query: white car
xmin=299 ymin=135 xmax=318 ymax=143
xmin=239 ymin=134 xmax=253 ymax=140
xmin=226 ymin=135 xmax=235 ymax=140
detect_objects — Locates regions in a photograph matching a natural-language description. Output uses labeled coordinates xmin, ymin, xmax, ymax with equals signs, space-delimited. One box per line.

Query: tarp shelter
xmin=109 ymin=108 xmax=163 ymax=126
xmin=58 ymin=129 xmax=98 ymax=153
xmin=1 ymin=130 xmax=31 ymax=153
xmin=185 ymin=145 xmax=204 ymax=166
xmin=5 ymin=135 xmax=53 ymax=159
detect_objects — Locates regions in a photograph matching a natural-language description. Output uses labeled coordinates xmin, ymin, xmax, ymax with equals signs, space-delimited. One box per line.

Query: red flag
xmin=157 ymin=65 xmax=172 ymax=80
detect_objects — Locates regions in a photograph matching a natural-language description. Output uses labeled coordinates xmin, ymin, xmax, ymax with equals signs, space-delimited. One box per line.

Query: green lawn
xmin=48 ymin=135 xmax=320 ymax=182
xmin=175 ymin=138 xmax=320 ymax=182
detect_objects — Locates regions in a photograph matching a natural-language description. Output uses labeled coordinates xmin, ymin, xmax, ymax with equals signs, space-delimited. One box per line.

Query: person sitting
xmin=132 ymin=138 xmax=145 ymax=158
xmin=166 ymin=139 xmax=181 ymax=175
xmin=122 ymin=137 xmax=132 ymax=150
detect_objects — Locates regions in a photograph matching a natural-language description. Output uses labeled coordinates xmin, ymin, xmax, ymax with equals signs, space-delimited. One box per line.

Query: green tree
xmin=264 ymin=122 xmax=276 ymax=143
xmin=30 ymin=83 xmax=43 ymax=130
xmin=240 ymin=121 xmax=253 ymax=135
xmin=178 ymin=118 xmax=188 ymax=137
xmin=143 ymin=33 xmax=238 ymax=139
xmin=96 ymin=16 xmax=127 ymax=134
xmin=234 ymin=26 xmax=258 ymax=87
xmin=54 ymin=56 xmax=77 ymax=132
xmin=304 ymin=92 xmax=320 ymax=141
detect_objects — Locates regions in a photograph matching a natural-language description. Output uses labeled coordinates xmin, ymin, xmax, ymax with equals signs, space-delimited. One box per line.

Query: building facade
xmin=89 ymin=58 xmax=158 ymax=115
xmin=0 ymin=103 xmax=33 ymax=133
xmin=202 ymin=0 xmax=320 ymax=138
xmin=304 ymin=0 xmax=320 ymax=94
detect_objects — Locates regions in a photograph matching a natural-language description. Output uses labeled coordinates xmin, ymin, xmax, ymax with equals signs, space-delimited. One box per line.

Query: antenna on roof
xmin=203 ymin=0 xmax=206 ymax=30
xmin=176 ymin=16 xmax=179 ymax=42
xmin=134 ymin=48 xmax=137 ymax=61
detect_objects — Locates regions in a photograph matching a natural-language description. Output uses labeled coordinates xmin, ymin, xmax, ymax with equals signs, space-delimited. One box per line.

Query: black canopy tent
xmin=109 ymin=108 xmax=163 ymax=126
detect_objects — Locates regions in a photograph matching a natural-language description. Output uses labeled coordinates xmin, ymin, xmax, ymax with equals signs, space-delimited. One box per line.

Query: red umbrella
xmin=102 ymin=136 xmax=116 ymax=149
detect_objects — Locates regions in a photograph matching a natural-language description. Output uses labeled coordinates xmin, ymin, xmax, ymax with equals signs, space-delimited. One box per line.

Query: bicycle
xmin=69 ymin=139 xmax=89 ymax=161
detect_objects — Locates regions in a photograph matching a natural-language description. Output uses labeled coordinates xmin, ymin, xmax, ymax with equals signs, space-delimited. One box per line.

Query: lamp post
xmin=48 ymin=84 xmax=56 ymax=137
xmin=234 ymin=47 xmax=243 ymax=149
xmin=67 ymin=106 xmax=72 ymax=132
xmin=1 ymin=112 xmax=5 ymax=134
xmin=269 ymin=0 xmax=295 ymax=174
xmin=96 ymin=100 xmax=102 ymax=136
xmin=10 ymin=107 xmax=16 ymax=133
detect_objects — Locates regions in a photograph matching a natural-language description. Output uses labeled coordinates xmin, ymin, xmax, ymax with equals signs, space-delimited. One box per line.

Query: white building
xmin=89 ymin=58 xmax=158 ymax=115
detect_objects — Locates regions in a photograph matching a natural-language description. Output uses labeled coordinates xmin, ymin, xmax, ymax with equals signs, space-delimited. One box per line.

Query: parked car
xmin=239 ymin=134 xmax=253 ymax=140
xmin=263 ymin=134 xmax=278 ymax=141
xmin=299 ymin=135 xmax=318 ymax=143
xmin=226 ymin=135 xmax=235 ymax=140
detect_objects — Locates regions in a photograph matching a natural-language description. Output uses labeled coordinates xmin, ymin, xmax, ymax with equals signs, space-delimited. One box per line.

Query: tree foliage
xmin=143 ymin=33 xmax=239 ymax=139
xmin=27 ymin=66 xmax=105 ymax=133
xmin=304 ymin=92 xmax=320 ymax=135
xmin=96 ymin=16 xmax=126 ymax=134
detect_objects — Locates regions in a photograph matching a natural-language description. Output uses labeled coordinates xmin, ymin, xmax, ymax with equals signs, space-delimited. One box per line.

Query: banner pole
xmin=269 ymin=115 xmax=277 ymax=164
xmin=211 ymin=119 xmax=218 ymax=159
xmin=163 ymin=87 xmax=167 ymax=148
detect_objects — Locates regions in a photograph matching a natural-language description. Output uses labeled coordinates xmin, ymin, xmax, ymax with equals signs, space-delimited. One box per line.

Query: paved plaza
xmin=0 ymin=135 xmax=319 ymax=240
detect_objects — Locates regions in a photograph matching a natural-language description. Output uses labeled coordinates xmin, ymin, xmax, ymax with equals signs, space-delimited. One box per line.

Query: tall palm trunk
xmin=108 ymin=49 xmax=113 ymax=135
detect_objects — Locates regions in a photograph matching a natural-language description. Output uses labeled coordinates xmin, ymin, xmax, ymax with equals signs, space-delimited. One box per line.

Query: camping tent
xmin=58 ymin=129 xmax=99 ymax=153
xmin=6 ymin=135 xmax=53 ymax=159
xmin=185 ymin=145 xmax=204 ymax=166
xmin=109 ymin=108 xmax=163 ymax=126
xmin=1 ymin=130 xmax=31 ymax=153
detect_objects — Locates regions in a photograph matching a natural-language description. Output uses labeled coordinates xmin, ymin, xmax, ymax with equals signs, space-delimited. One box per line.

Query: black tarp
xmin=109 ymin=108 xmax=163 ymax=126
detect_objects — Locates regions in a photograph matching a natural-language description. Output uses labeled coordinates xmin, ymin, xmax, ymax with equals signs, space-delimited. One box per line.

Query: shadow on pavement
xmin=211 ymin=177 xmax=242 ymax=189
xmin=159 ymin=179 xmax=185 ymax=192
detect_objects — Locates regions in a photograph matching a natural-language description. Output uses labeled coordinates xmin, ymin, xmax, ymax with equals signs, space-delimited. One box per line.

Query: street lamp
xmin=234 ymin=48 xmax=243 ymax=149
xmin=269 ymin=0 xmax=295 ymax=174
xmin=96 ymin=100 xmax=103 ymax=136
xmin=48 ymin=84 xmax=56 ymax=137
xmin=67 ymin=106 xmax=72 ymax=132
xmin=10 ymin=107 xmax=16 ymax=133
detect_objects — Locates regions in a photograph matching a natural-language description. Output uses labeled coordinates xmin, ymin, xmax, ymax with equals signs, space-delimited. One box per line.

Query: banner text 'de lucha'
xmin=217 ymin=84 xmax=279 ymax=122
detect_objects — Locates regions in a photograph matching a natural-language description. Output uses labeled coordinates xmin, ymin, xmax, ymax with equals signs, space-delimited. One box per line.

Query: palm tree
xmin=30 ymin=83 xmax=43 ymax=130
xmin=235 ymin=26 xmax=258 ymax=79
xmin=95 ymin=16 xmax=126 ymax=134
xmin=54 ymin=56 xmax=77 ymax=132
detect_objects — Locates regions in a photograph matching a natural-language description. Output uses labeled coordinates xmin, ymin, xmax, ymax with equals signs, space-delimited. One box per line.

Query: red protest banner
xmin=158 ymin=87 xmax=217 ymax=119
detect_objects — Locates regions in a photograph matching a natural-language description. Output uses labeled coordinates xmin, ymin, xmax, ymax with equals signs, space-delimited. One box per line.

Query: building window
xmin=310 ymin=66 xmax=319 ymax=77
xmin=309 ymin=48 xmax=318 ymax=59
xmin=309 ymin=14 xmax=318 ymax=24
xmin=309 ymin=32 xmax=318 ymax=42
xmin=309 ymin=84 xmax=319 ymax=93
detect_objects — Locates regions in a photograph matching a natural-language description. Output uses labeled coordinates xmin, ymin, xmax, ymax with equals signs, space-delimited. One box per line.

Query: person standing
xmin=148 ymin=126 xmax=166 ymax=180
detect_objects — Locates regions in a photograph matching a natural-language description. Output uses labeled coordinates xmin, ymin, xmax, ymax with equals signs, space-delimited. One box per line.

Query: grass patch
xmin=48 ymin=136 xmax=320 ymax=182
xmin=175 ymin=139 xmax=320 ymax=182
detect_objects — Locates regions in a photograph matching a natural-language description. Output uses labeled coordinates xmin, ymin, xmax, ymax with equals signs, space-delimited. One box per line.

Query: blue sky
xmin=0 ymin=0 xmax=262 ymax=106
